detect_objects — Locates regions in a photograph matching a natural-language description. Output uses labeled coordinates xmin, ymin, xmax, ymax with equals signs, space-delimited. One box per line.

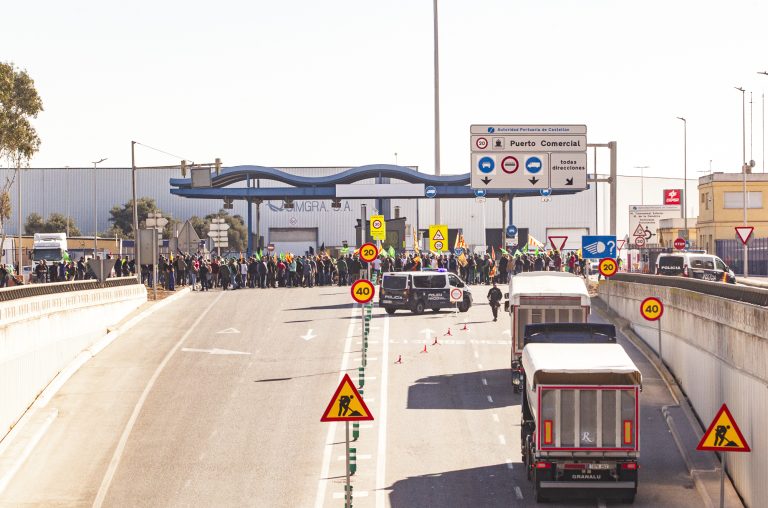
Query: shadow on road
xmin=407 ymin=369 xmax=519 ymax=410
xmin=284 ymin=303 xmax=354 ymax=311
xmin=253 ymin=367 xmax=356 ymax=383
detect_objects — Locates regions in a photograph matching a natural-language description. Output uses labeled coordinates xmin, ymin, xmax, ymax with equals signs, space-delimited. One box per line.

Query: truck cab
xmin=31 ymin=233 xmax=68 ymax=263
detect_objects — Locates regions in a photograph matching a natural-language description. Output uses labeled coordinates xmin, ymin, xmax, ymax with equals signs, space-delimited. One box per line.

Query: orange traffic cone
xmin=395 ymin=355 xmax=402 ymax=364
xmin=444 ymin=328 xmax=452 ymax=336
xmin=420 ymin=344 xmax=428 ymax=353
xmin=461 ymin=323 xmax=469 ymax=331
xmin=432 ymin=337 xmax=440 ymax=346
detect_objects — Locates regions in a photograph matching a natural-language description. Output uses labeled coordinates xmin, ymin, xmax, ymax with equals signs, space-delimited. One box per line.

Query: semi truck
xmin=31 ymin=233 xmax=68 ymax=263
xmin=505 ymin=272 xmax=591 ymax=391
xmin=520 ymin=323 xmax=641 ymax=503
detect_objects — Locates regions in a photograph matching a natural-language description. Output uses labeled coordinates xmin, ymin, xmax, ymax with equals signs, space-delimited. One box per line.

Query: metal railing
xmin=716 ymin=237 xmax=768 ymax=276
xmin=0 ymin=277 xmax=140 ymax=303
xmin=611 ymin=272 xmax=768 ymax=307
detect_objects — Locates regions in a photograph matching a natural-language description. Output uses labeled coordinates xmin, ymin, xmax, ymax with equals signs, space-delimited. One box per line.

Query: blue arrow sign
xmin=474 ymin=188 xmax=487 ymax=198
xmin=525 ymin=156 xmax=543 ymax=174
xmin=425 ymin=186 xmax=437 ymax=198
xmin=506 ymin=225 xmax=518 ymax=238
xmin=581 ymin=235 xmax=617 ymax=259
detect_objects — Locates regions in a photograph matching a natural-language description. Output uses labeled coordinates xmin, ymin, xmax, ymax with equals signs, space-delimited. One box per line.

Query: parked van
xmin=655 ymin=252 xmax=735 ymax=283
xmin=379 ymin=271 xmax=473 ymax=314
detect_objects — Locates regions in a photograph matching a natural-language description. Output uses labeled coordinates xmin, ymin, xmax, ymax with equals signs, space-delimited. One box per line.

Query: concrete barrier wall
xmin=599 ymin=280 xmax=768 ymax=507
xmin=0 ymin=284 xmax=147 ymax=439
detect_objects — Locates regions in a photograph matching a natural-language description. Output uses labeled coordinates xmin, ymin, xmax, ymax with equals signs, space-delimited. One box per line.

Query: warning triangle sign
xmin=320 ymin=373 xmax=374 ymax=422
xmin=548 ymin=236 xmax=568 ymax=252
xmin=432 ymin=230 xmax=445 ymax=241
xmin=735 ymin=226 xmax=754 ymax=245
xmin=633 ymin=224 xmax=645 ymax=236
xmin=696 ymin=404 xmax=750 ymax=452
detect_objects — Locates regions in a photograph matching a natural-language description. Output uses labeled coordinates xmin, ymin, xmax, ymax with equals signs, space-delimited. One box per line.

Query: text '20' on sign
xmin=598 ymin=258 xmax=618 ymax=277
xmin=351 ymin=279 xmax=375 ymax=304
xmin=359 ymin=242 xmax=378 ymax=263
xmin=640 ymin=297 xmax=664 ymax=321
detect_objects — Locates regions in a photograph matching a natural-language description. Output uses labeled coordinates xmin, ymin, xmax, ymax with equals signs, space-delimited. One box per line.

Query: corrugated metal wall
xmin=0 ymin=166 xmax=598 ymax=249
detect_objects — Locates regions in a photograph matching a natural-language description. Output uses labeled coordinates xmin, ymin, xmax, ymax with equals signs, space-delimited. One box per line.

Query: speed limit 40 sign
xmin=351 ymin=279 xmax=375 ymax=304
xmin=640 ymin=297 xmax=664 ymax=321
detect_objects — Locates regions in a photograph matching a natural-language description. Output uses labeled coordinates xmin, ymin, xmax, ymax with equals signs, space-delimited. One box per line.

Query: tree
xmin=188 ymin=215 xmax=207 ymax=240
xmin=24 ymin=212 xmax=81 ymax=236
xmin=108 ymin=197 xmax=160 ymax=239
xmin=0 ymin=62 xmax=44 ymax=255
xmin=204 ymin=209 xmax=247 ymax=252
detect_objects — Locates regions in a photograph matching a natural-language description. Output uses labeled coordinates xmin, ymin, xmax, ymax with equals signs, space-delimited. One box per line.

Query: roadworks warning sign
xmin=696 ymin=404 xmax=750 ymax=452
xmin=321 ymin=374 xmax=374 ymax=422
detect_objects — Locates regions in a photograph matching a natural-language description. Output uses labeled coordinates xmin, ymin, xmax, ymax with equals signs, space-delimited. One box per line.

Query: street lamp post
xmin=65 ymin=166 xmax=70 ymax=237
xmin=633 ymin=166 xmax=649 ymax=204
xmin=759 ymin=72 xmax=767 ymax=173
xmin=676 ymin=117 xmax=688 ymax=239
xmin=735 ymin=86 xmax=748 ymax=277
xmin=433 ymin=0 xmax=441 ymax=224
xmin=92 ymin=158 xmax=107 ymax=258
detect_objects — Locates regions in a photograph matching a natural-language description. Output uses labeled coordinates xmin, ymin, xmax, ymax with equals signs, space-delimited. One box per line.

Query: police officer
xmin=487 ymin=281 xmax=503 ymax=322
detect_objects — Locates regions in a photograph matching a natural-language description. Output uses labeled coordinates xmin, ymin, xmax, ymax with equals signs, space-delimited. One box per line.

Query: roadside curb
xmin=0 ymin=286 xmax=191 ymax=494
xmin=738 ymin=277 xmax=768 ymax=290
xmin=593 ymin=298 xmax=743 ymax=507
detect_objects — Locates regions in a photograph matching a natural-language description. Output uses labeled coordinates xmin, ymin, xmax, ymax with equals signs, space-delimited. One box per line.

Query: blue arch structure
xmin=169 ymin=164 xmax=586 ymax=254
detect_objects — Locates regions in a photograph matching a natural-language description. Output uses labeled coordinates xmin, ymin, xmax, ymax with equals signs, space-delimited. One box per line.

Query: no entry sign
xmin=351 ymin=279 xmax=375 ymax=304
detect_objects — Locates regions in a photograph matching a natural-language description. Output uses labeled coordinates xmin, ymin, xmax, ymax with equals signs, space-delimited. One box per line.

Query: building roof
xmin=523 ymin=343 xmax=642 ymax=387
xmin=698 ymin=172 xmax=768 ymax=184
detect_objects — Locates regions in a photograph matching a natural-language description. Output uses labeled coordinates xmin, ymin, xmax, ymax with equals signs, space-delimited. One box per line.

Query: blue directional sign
xmin=540 ymin=188 xmax=552 ymax=197
xmin=581 ymin=235 xmax=617 ymax=259
xmin=474 ymin=188 xmax=487 ymax=198
xmin=525 ymin=156 xmax=543 ymax=174
xmin=425 ymin=186 xmax=437 ymax=198
xmin=506 ymin=225 xmax=518 ymax=238
xmin=478 ymin=156 xmax=495 ymax=173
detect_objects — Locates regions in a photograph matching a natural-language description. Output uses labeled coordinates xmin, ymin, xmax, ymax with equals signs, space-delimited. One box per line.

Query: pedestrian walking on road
xmin=487 ymin=282 xmax=502 ymax=322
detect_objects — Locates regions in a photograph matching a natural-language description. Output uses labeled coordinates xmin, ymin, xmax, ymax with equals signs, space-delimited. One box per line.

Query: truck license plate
xmin=588 ymin=463 xmax=611 ymax=470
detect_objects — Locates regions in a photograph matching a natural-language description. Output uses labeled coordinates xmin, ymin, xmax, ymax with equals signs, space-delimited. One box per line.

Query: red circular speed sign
xmin=640 ymin=297 xmax=664 ymax=321
xmin=351 ymin=279 xmax=375 ymax=304
xmin=359 ymin=243 xmax=378 ymax=263
xmin=598 ymin=258 xmax=618 ymax=277
xmin=674 ymin=237 xmax=686 ymax=250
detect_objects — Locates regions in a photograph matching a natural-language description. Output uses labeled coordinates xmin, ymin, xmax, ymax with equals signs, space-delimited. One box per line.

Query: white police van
xmin=379 ymin=270 xmax=473 ymax=314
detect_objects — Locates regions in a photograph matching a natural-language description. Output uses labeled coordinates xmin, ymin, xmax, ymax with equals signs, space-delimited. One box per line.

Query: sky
xmin=3 ymin=0 xmax=768 ymax=179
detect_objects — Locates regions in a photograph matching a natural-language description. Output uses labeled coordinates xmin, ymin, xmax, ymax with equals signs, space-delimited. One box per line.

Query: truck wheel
xmin=411 ymin=300 xmax=425 ymax=314
xmin=385 ymin=307 xmax=396 ymax=315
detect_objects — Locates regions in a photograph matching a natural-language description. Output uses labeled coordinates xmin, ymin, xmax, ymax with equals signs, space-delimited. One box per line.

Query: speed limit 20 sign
xmin=598 ymin=258 xmax=618 ymax=278
xmin=359 ymin=243 xmax=378 ymax=263
xmin=351 ymin=279 xmax=375 ymax=304
xmin=640 ymin=297 xmax=664 ymax=321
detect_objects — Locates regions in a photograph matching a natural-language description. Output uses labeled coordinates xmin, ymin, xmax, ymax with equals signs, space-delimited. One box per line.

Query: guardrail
xmin=0 ymin=277 xmax=140 ymax=302
xmin=612 ymin=272 xmax=768 ymax=307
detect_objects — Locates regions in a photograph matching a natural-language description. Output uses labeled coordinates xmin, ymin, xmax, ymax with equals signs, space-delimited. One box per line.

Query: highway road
xmin=0 ymin=284 xmax=705 ymax=507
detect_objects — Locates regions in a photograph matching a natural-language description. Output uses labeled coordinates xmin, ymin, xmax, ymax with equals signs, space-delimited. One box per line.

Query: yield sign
xmin=735 ymin=226 xmax=754 ymax=245
xmin=321 ymin=374 xmax=374 ymax=422
xmin=696 ymin=404 xmax=750 ymax=452
xmin=617 ymin=239 xmax=626 ymax=251
xmin=548 ymin=236 xmax=567 ymax=252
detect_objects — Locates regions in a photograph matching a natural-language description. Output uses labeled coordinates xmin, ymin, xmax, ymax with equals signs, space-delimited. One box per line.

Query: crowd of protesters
xmin=8 ymin=245 xmax=598 ymax=291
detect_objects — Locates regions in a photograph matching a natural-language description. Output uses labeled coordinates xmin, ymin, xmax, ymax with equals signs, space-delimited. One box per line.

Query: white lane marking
xmin=515 ymin=486 xmax=523 ymax=499
xmin=375 ymin=314 xmax=390 ymax=508
xmin=301 ymin=329 xmax=317 ymax=341
xmin=487 ymin=395 xmax=494 ymax=403
xmin=597 ymin=500 xmax=607 ymax=508
xmin=93 ymin=291 xmax=225 ymax=508
xmin=481 ymin=378 xmax=488 ymax=386
xmin=505 ymin=459 xmax=514 ymax=470
xmin=474 ymin=351 xmax=480 ymax=359
xmin=0 ymin=409 xmax=58 ymax=495
xmin=334 ymin=491 xmax=369 ymax=499
xmin=498 ymin=435 xmax=506 ymax=445
xmin=366 ymin=377 xmax=377 ymax=381
xmin=217 ymin=327 xmax=240 ymax=334
xmin=180 ymin=347 xmax=250 ymax=356
xmin=492 ymin=413 xmax=500 ymax=423
xmin=314 ymin=304 xmax=358 ymax=508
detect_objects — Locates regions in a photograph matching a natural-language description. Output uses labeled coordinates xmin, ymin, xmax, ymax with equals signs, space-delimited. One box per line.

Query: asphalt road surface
xmin=0 ymin=283 xmax=704 ymax=507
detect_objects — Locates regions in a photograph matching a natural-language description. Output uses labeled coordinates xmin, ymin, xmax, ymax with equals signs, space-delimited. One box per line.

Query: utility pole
xmin=92 ymin=158 xmax=107 ymax=258
xmin=736 ymin=87 xmax=748 ymax=277
xmin=432 ymin=0 xmax=441 ymax=224
xmin=676 ymin=117 xmax=688 ymax=239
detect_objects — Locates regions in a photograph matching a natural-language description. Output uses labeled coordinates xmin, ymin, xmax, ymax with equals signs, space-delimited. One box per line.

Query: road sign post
xmin=640 ymin=297 xmax=664 ymax=364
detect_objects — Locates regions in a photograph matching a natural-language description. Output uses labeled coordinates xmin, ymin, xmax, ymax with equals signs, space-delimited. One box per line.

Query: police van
xmin=655 ymin=251 xmax=736 ymax=283
xmin=379 ymin=271 xmax=473 ymax=314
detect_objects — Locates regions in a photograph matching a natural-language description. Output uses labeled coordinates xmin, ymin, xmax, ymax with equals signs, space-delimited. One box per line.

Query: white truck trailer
xmin=520 ymin=324 xmax=641 ymax=503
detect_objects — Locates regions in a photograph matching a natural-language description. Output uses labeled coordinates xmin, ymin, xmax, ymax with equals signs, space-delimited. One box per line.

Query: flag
xmin=534 ymin=246 xmax=539 ymax=256
xmin=457 ymin=252 xmax=468 ymax=267
xmin=528 ymin=234 xmax=545 ymax=249
xmin=380 ymin=248 xmax=388 ymax=258
xmin=514 ymin=249 xmax=523 ymax=257
xmin=279 ymin=253 xmax=285 ymax=261
xmin=522 ymin=244 xmax=528 ymax=253
xmin=254 ymin=250 xmax=261 ymax=261
xmin=491 ymin=246 xmax=496 ymax=260
xmin=62 ymin=250 xmax=71 ymax=262
xmin=499 ymin=246 xmax=508 ymax=256
xmin=413 ymin=228 xmax=420 ymax=253
xmin=388 ymin=245 xmax=396 ymax=258
xmin=320 ymin=242 xmax=325 ymax=255
xmin=576 ymin=248 xmax=582 ymax=259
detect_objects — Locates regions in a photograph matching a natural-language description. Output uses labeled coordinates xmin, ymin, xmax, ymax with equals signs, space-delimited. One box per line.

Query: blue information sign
xmin=478 ymin=156 xmax=495 ymax=173
xmin=506 ymin=225 xmax=518 ymax=238
xmin=425 ymin=186 xmax=437 ymax=198
xmin=525 ymin=156 xmax=543 ymax=174
xmin=581 ymin=235 xmax=617 ymax=259
xmin=474 ymin=188 xmax=487 ymax=198
xmin=540 ymin=188 xmax=552 ymax=197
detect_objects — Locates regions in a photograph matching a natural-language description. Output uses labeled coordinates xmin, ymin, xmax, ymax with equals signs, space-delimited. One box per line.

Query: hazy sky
xmin=3 ymin=0 xmax=768 ymax=179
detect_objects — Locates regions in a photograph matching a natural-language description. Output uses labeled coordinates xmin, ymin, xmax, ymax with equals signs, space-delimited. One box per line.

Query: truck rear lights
xmin=563 ymin=463 xmax=586 ymax=470
xmin=535 ymin=462 xmax=551 ymax=469
xmin=543 ymin=420 xmax=553 ymax=445
xmin=620 ymin=462 xmax=638 ymax=470
xmin=623 ymin=420 xmax=633 ymax=445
